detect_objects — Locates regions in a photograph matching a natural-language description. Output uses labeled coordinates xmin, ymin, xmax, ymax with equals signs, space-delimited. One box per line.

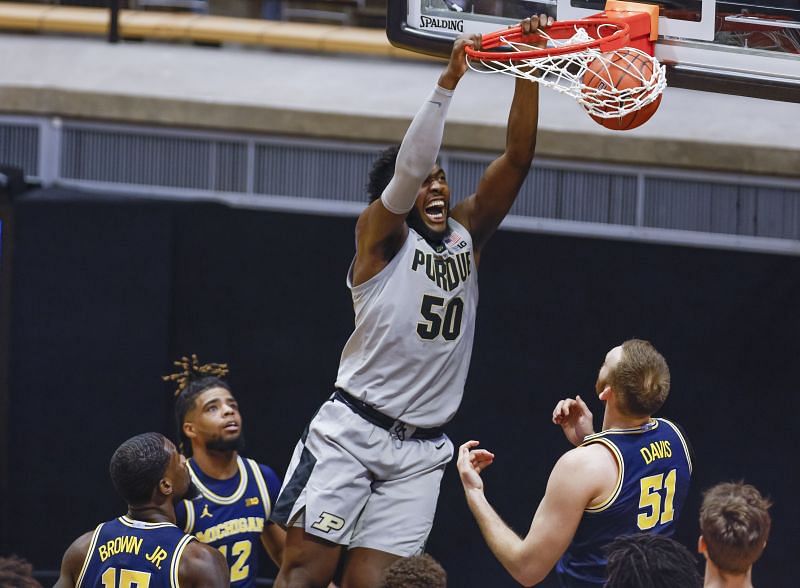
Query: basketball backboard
xmin=387 ymin=0 xmax=800 ymax=102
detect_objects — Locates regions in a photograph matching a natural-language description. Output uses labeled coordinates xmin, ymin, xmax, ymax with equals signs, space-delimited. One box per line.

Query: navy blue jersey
xmin=556 ymin=418 xmax=693 ymax=587
xmin=76 ymin=516 xmax=194 ymax=588
xmin=175 ymin=457 xmax=281 ymax=588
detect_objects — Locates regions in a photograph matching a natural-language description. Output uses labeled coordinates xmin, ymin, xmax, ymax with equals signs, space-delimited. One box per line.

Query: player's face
xmin=163 ymin=439 xmax=191 ymax=501
xmin=595 ymin=345 xmax=624 ymax=396
xmin=408 ymin=165 xmax=450 ymax=241
xmin=186 ymin=387 xmax=243 ymax=449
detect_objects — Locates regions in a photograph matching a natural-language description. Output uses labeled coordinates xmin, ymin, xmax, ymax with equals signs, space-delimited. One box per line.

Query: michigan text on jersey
xmin=195 ymin=517 xmax=264 ymax=543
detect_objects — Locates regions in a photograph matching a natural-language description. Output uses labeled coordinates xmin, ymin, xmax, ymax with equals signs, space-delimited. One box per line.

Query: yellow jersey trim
xmin=188 ymin=456 xmax=248 ymax=504
xmin=583 ymin=419 xmax=659 ymax=441
xmin=75 ymin=523 xmax=103 ymax=588
xmin=170 ymin=534 xmax=195 ymax=588
xmin=183 ymin=499 xmax=195 ymax=533
xmin=247 ymin=458 xmax=273 ymax=521
xmin=118 ymin=516 xmax=177 ymax=530
xmin=583 ymin=437 xmax=624 ymax=513
xmin=659 ymin=418 xmax=693 ymax=474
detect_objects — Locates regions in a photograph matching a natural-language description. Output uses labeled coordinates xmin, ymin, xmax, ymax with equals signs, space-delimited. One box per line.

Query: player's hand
xmin=457 ymin=440 xmax=495 ymax=493
xmin=552 ymin=395 xmax=595 ymax=446
xmin=520 ymin=13 xmax=554 ymax=49
xmin=439 ymin=33 xmax=481 ymax=90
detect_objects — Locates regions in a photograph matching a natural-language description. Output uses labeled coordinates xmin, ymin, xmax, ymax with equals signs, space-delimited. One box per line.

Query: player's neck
xmin=127 ymin=504 xmax=176 ymax=526
xmin=191 ymin=445 xmax=239 ymax=479
xmin=601 ymin=404 xmax=650 ymax=431
xmin=704 ymin=560 xmax=753 ymax=588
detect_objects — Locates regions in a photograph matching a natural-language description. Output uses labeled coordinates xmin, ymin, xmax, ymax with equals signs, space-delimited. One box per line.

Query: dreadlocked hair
xmin=0 ymin=555 xmax=42 ymax=588
xmin=605 ymin=534 xmax=702 ymax=588
xmin=163 ymin=354 xmax=231 ymax=455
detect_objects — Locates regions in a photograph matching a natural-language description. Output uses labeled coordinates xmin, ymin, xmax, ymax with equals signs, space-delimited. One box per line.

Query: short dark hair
xmin=380 ymin=554 xmax=447 ymax=588
xmin=367 ymin=145 xmax=400 ymax=203
xmin=610 ymin=339 xmax=670 ymax=417
xmin=605 ymin=533 xmax=701 ymax=588
xmin=700 ymin=481 xmax=772 ymax=574
xmin=0 ymin=555 xmax=42 ymax=588
xmin=109 ymin=432 xmax=172 ymax=506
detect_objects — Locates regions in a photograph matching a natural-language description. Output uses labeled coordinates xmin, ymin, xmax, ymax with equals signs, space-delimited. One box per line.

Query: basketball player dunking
xmin=271 ymin=16 xmax=552 ymax=588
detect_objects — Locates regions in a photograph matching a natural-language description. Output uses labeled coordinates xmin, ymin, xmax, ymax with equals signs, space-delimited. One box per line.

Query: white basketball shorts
xmin=271 ymin=395 xmax=454 ymax=556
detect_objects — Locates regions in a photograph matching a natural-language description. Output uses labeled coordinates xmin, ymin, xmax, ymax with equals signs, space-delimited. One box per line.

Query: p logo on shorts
xmin=311 ymin=512 xmax=346 ymax=533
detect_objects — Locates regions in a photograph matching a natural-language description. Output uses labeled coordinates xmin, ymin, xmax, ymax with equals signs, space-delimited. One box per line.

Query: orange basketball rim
xmin=465 ymin=1 xmax=667 ymax=131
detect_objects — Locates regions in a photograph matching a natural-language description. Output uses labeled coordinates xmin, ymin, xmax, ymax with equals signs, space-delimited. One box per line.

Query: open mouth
xmin=424 ymin=199 xmax=447 ymax=223
xmin=223 ymin=422 xmax=240 ymax=433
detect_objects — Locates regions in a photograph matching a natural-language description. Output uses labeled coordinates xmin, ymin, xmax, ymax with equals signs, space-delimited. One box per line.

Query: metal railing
xmin=1 ymin=114 xmax=799 ymax=255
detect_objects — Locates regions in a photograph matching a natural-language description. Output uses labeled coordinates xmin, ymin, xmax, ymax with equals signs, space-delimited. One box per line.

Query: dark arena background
xmin=1 ymin=190 xmax=798 ymax=586
xmin=0 ymin=1 xmax=799 ymax=586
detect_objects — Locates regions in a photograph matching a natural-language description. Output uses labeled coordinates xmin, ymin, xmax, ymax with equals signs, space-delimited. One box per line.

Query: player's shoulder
xmin=252 ymin=460 xmax=279 ymax=478
xmin=656 ymin=416 xmax=689 ymax=437
xmin=179 ymin=540 xmax=229 ymax=586
xmin=545 ymin=446 xmax=618 ymax=506
xmin=67 ymin=528 xmax=96 ymax=559
xmin=241 ymin=457 xmax=278 ymax=478
xmin=58 ymin=527 xmax=98 ymax=583
xmin=556 ymin=443 xmax=619 ymax=476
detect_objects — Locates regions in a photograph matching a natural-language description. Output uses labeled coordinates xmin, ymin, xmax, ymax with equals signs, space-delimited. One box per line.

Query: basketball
xmin=581 ymin=48 xmax=662 ymax=131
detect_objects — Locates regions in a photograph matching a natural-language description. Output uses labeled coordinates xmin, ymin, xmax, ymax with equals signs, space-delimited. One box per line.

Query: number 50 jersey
xmin=335 ymin=218 xmax=479 ymax=429
xmin=557 ymin=418 xmax=693 ymax=586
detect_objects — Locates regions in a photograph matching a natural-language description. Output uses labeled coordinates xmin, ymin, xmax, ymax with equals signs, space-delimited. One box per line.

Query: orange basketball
xmin=581 ymin=48 xmax=662 ymax=131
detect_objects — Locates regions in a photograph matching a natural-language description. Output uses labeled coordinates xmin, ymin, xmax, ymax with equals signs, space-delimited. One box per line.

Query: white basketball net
xmin=467 ymin=26 xmax=667 ymax=119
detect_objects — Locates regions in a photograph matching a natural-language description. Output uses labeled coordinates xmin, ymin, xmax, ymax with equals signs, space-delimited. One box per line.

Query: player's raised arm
xmin=451 ymin=15 xmax=553 ymax=260
xmin=53 ymin=531 xmax=94 ymax=588
xmin=352 ymin=34 xmax=479 ymax=286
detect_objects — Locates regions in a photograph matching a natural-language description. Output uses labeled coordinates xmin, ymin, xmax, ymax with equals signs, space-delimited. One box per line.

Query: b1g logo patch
xmin=311 ymin=512 xmax=346 ymax=533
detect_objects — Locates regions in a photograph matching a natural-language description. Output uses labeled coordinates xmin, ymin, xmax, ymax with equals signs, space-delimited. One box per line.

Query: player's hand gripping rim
xmin=519 ymin=13 xmax=555 ymax=49
xmin=441 ymin=33 xmax=482 ymax=89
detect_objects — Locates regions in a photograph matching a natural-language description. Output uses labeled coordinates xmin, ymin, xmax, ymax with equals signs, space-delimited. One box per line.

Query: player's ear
xmin=698 ymin=535 xmax=707 ymax=555
xmin=598 ymin=385 xmax=612 ymax=401
xmin=159 ymin=476 xmax=174 ymax=498
xmin=183 ymin=421 xmax=196 ymax=440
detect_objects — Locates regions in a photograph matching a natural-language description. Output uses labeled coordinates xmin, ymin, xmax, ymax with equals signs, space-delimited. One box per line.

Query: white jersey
xmin=335 ymin=218 xmax=478 ymax=428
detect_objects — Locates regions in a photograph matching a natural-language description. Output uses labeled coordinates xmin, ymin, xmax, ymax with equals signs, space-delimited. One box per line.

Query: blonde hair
xmin=609 ymin=339 xmax=670 ymax=417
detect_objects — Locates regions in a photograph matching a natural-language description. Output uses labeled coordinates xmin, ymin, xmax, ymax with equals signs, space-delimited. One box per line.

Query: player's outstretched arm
xmin=53 ymin=531 xmax=94 ymax=588
xmin=179 ymin=541 xmax=230 ymax=587
xmin=352 ymin=34 xmax=478 ymax=286
xmin=458 ymin=441 xmax=615 ymax=586
xmin=451 ymin=15 xmax=553 ymax=260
